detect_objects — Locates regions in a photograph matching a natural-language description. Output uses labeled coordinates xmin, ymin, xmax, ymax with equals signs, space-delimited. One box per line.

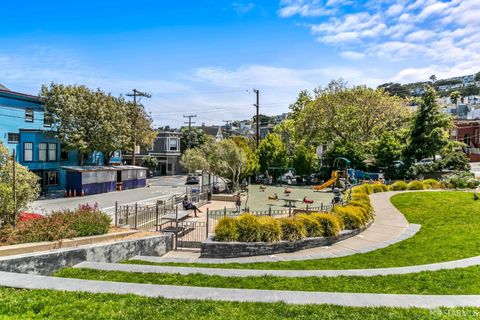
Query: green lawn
xmin=0 ymin=287 xmax=479 ymax=319
xmin=127 ymin=192 xmax=480 ymax=270
xmin=55 ymin=265 xmax=480 ymax=295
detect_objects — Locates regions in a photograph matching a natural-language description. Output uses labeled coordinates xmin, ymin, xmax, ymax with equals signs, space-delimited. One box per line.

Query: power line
xmin=126 ymin=89 xmax=151 ymax=165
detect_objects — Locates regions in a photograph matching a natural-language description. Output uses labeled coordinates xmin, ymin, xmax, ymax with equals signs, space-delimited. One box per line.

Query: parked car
xmin=185 ymin=175 xmax=200 ymax=185
xmin=194 ymin=170 xmax=203 ymax=176
xmin=417 ymin=156 xmax=442 ymax=165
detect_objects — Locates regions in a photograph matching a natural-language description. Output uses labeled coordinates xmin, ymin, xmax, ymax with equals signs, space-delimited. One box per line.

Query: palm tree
xmin=450 ymin=91 xmax=461 ymax=108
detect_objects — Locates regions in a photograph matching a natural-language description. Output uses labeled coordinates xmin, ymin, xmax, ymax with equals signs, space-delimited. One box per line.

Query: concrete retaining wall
xmin=201 ymin=221 xmax=372 ymax=258
xmin=0 ymin=235 xmax=173 ymax=275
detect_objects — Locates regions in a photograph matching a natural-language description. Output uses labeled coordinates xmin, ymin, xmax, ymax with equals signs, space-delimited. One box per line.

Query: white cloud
xmin=232 ymin=2 xmax=255 ymax=15
xmin=280 ymin=0 xmax=480 ymax=83
xmin=339 ymin=51 xmax=365 ymax=60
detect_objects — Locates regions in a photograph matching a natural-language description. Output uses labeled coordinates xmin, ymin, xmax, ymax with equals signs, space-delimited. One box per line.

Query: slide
xmin=313 ymin=170 xmax=338 ymax=191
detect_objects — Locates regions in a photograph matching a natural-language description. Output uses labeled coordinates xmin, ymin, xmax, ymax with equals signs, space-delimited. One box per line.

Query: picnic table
xmin=282 ymin=198 xmax=302 ymax=208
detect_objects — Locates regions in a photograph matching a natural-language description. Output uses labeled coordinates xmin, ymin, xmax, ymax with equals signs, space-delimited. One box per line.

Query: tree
xmin=257 ymin=133 xmax=289 ymax=174
xmin=373 ymin=132 xmax=405 ymax=179
xmin=0 ymin=142 xmax=39 ymax=226
xmin=292 ymin=145 xmax=318 ymax=175
xmin=377 ymin=82 xmax=410 ymax=98
xmin=450 ymin=91 xmax=461 ymax=108
xmin=231 ymin=136 xmax=259 ymax=180
xmin=322 ymin=141 xmax=367 ymax=170
xmin=404 ymin=85 xmax=452 ymax=162
xmin=288 ymin=90 xmax=312 ymax=119
xmin=429 ymin=74 xmax=437 ymax=83
xmin=180 ymin=147 xmax=210 ymax=173
xmin=296 ymin=81 xmax=411 ymax=146
xmin=142 ymin=155 xmax=158 ymax=170
xmin=41 ymin=83 xmax=150 ymax=165
xmin=180 ymin=127 xmax=210 ymax=151
xmin=126 ymin=102 xmax=156 ymax=163
xmin=213 ymin=140 xmax=247 ymax=191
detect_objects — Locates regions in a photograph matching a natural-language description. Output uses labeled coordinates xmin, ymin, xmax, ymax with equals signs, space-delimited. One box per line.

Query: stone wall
xmin=201 ymin=222 xmax=372 ymax=258
xmin=0 ymin=235 xmax=173 ymax=275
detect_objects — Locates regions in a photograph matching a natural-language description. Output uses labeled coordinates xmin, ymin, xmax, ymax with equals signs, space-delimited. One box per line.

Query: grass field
xmin=0 ymin=287 xmax=479 ymax=319
xmin=127 ymin=191 xmax=480 ymax=270
xmin=54 ymin=265 xmax=480 ymax=295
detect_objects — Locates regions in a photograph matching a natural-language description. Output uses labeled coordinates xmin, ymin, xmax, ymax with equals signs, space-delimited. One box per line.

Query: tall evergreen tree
xmin=404 ymin=85 xmax=452 ymax=162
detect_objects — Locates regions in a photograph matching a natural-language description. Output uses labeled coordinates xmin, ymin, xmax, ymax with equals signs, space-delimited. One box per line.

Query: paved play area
xmin=243 ymin=184 xmax=334 ymax=211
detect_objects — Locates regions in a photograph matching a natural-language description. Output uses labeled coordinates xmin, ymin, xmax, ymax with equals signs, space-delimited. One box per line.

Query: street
xmin=29 ymin=175 xmax=203 ymax=215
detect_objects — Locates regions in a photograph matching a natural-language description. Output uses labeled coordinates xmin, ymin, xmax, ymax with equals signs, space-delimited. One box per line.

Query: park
xmin=1 ymin=1 xmax=480 ymax=319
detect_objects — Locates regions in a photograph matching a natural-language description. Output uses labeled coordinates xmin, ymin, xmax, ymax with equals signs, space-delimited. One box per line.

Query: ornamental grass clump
xmin=407 ymin=180 xmax=425 ymax=190
xmin=257 ymin=216 xmax=282 ymax=242
xmin=372 ymin=184 xmax=388 ymax=193
xmin=309 ymin=213 xmax=341 ymax=237
xmin=236 ymin=214 xmax=262 ymax=242
xmin=278 ymin=217 xmax=306 ymax=241
xmin=348 ymin=200 xmax=373 ymax=220
xmin=352 ymin=184 xmax=373 ymax=195
xmin=422 ymin=179 xmax=440 ymax=189
xmin=214 ymin=217 xmax=238 ymax=242
xmin=333 ymin=205 xmax=367 ymax=230
xmin=296 ymin=214 xmax=323 ymax=237
xmin=390 ymin=181 xmax=408 ymax=191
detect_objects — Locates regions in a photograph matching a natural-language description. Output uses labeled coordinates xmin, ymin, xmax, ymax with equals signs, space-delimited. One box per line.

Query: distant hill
xmin=378 ymin=72 xmax=480 ymax=98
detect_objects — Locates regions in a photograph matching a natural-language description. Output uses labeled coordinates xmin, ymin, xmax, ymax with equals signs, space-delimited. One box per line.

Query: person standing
xmin=235 ymin=192 xmax=241 ymax=212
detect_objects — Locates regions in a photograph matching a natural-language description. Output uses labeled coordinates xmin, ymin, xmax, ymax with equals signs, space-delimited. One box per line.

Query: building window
xmin=7 ymin=133 xmax=19 ymax=144
xmin=475 ymin=129 xmax=479 ymax=145
xmin=464 ymin=134 xmax=471 ymax=146
xmin=60 ymin=144 xmax=69 ymax=161
xmin=38 ymin=143 xmax=47 ymax=162
xmin=167 ymin=163 xmax=172 ymax=172
xmin=25 ymin=108 xmax=34 ymax=122
xmin=45 ymin=171 xmax=59 ymax=186
xmin=48 ymin=143 xmax=57 ymax=161
xmin=147 ymin=141 xmax=155 ymax=152
xmin=43 ymin=112 xmax=52 ymax=127
xmin=169 ymin=138 xmax=178 ymax=151
xmin=23 ymin=142 xmax=33 ymax=162
xmin=134 ymin=145 xmax=141 ymax=154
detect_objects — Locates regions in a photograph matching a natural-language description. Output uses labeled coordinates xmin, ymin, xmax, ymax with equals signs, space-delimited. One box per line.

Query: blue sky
xmin=0 ymin=0 xmax=477 ymax=126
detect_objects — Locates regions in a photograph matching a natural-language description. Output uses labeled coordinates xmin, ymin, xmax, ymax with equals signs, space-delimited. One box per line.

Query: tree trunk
xmin=77 ymin=151 xmax=84 ymax=166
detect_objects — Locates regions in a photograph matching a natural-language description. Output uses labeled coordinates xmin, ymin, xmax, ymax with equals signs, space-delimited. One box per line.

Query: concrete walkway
xmin=76 ymin=253 xmax=480 ymax=277
xmin=135 ymin=191 xmax=419 ymax=264
xmin=1 ymin=270 xmax=480 ymax=308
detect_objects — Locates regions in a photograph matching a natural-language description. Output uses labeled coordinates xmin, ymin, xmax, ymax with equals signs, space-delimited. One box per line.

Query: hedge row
xmin=0 ymin=204 xmax=111 ymax=246
xmin=215 ymin=212 xmax=344 ymax=243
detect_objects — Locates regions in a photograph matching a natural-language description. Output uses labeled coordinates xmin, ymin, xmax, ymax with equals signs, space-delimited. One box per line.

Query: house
xmin=0 ymin=85 xmax=83 ymax=193
xmin=451 ymin=120 xmax=480 ymax=162
xmin=123 ymin=131 xmax=182 ymax=175
xmin=0 ymin=85 xmax=130 ymax=195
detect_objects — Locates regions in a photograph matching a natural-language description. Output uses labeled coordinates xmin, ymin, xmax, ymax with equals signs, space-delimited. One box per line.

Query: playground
xmin=243 ymin=185 xmax=334 ymax=211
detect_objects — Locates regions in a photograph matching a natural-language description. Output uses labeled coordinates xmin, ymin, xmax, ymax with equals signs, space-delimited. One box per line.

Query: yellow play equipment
xmin=268 ymin=194 xmax=279 ymax=200
xmin=313 ymin=170 xmax=339 ymax=191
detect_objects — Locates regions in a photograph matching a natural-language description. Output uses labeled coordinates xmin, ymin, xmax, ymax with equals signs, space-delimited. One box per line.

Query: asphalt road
xmin=29 ymin=175 xmax=203 ymax=215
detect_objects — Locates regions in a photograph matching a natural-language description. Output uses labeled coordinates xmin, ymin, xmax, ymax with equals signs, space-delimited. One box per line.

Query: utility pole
xmin=183 ymin=114 xmax=197 ymax=149
xmin=223 ymin=120 xmax=232 ymax=138
xmin=126 ymin=89 xmax=151 ymax=166
xmin=253 ymin=89 xmax=260 ymax=148
xmin=11 ymin=149 xmax=17 ymax=226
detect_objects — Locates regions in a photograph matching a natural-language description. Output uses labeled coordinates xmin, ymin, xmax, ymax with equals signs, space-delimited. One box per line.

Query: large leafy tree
xmin=231 ymin=136 xmax=259 ymax=181
xmin=404 ymin=85 xmax=452 ymax=162
xmin=41 ymin=83 xmax=155 ymax=165
xmin=0 ymin=143 xmax=39 ymax=226
xmin=292 ymin=145 xmax=318 ymax=175
xmin=180 ymin=127 xmax=210 ymax=151
xmin=257 ymin=132 xmax=289 ymax=174
xmin=296 ymin=80 xmax=411 ymax=146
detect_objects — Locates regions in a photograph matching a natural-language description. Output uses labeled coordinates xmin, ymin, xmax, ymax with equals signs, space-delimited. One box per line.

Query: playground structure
xmin=313 ymin=157 xmax=351 ymax=191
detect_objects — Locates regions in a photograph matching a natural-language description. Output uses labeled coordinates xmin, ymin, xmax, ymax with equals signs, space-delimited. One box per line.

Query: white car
xmin=417 ymin=156 xmax=442 ymax=164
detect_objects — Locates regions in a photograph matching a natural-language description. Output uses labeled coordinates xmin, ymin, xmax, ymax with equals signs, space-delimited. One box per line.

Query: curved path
xmin=135 ymin=191 xmax=419 ymax=264
xmin=1 ymin=270 xmax=480 ymax=308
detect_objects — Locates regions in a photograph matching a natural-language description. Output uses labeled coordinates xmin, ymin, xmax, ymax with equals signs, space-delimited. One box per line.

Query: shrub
xmin=310 ymin=213 xmax=341 ymax=237
xmin=236 ymin=214 xmax=262 ymax=242
xmin=467 ymin=179 xmax=480 ymax=189
xmin=350 ymin=192 xmax=369 ymax=202
xmin=0 ymin=205 xmax=111 ymax=246
xmin=390 ymin=181 xmax=408 ymax=191
xmin=352 ymin=184 xmax=373 ymax=195
xmin=18 ymin=212 xmax=44 ymax=222
xmin=333 ymin=205 xmax=367 ymax=229
xmin=257 ymin=216 xmax=282 ymax=242
xmin=442 ymin=172 xmax=478 ymax=189
xmin=407 ymin=180 xmax=425 ymax=190
xmin=214 ymin=217 xmax=238 ymax=242
xmin=348 ymin=200 xmax=373 ymax=219
xmin=296 ymin=214 xmax=323 ymax=237
xmin=422 ymin=179 xmax=439 ymax=189
xmin=278 ymin=217 xmax=306 ymax=241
